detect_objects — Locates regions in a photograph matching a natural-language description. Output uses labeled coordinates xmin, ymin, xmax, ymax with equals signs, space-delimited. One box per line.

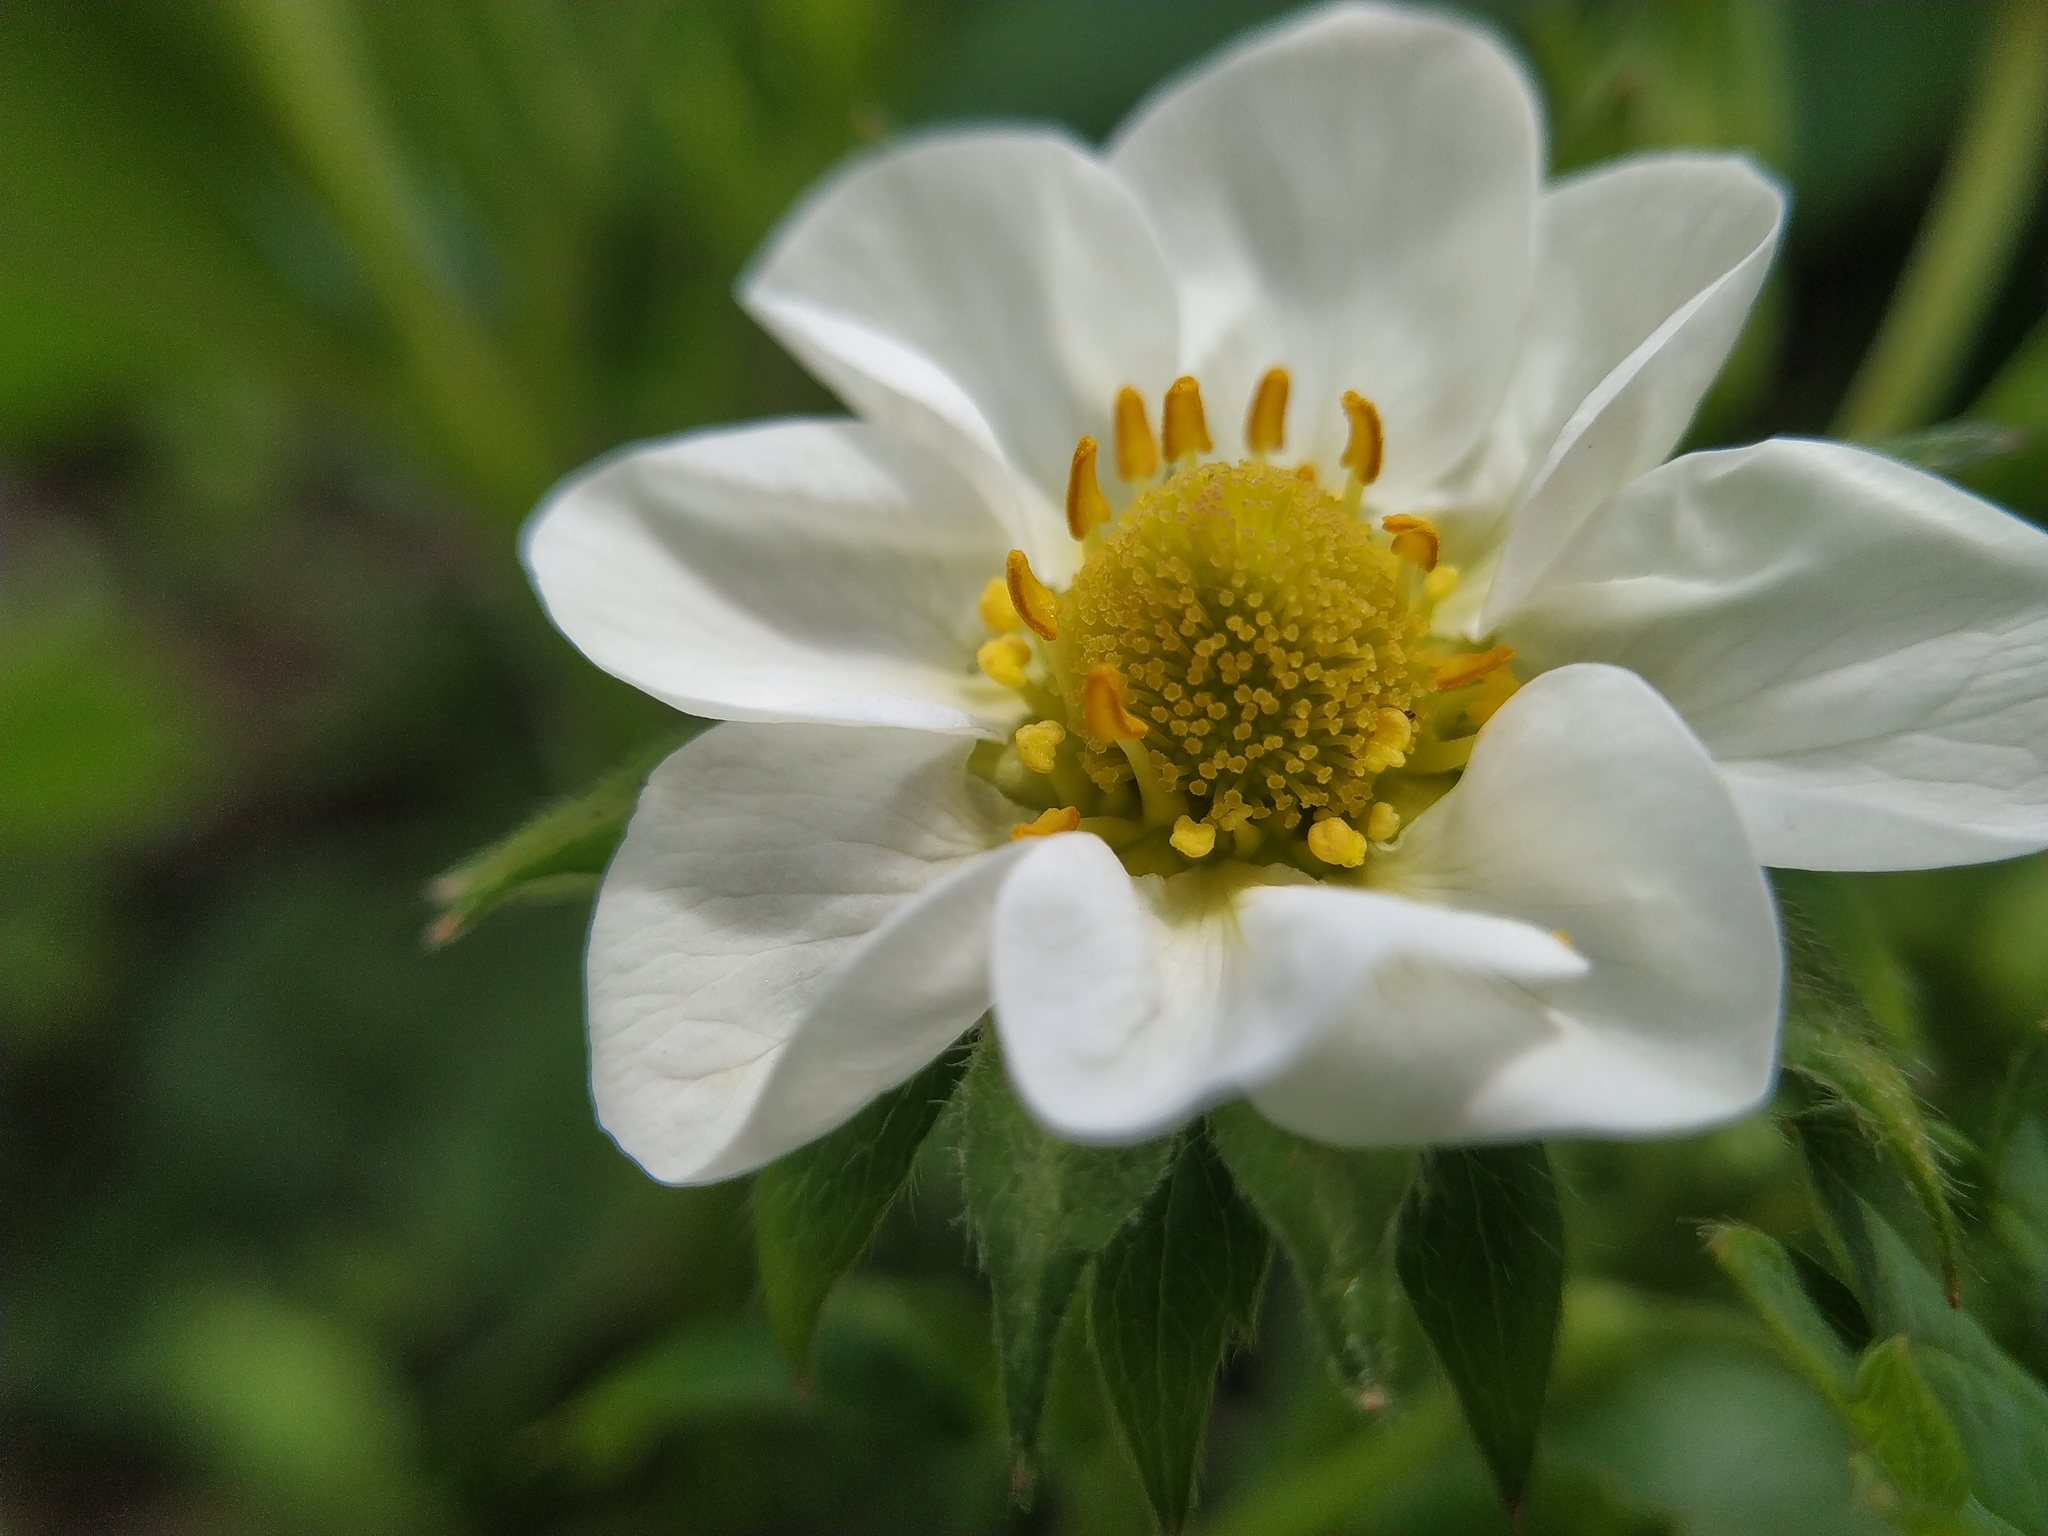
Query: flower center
xmin=1060 ymin=461 xmax=1422 ymax=836
xmin=970 ymin=371 xmax=1520 ymax=878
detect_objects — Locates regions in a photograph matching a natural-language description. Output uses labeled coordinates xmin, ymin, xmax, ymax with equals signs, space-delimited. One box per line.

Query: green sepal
xmin=1088 ymin=1127 xmax=1271 ymax=1535
xmin=1775 ymin=869 xmax=1963 ymax=1297
xmin=957 ymin=1038 xmax=1174 ymax=1481
xmin=1848 ymin=1336 xmax=1973 ymax=1516
xmin=1209 ymin=1100 xmax=1410 ymax=1408
xmin=753 ymin=1042 xmax=970 ymax=1386
xmin=425 ymin=725 xmax=704 ymax=944
xmin=1394 ymin=1142 xmax=1564 ymax=1518
xmin=1706 ymin=1222 xmax=1858 ymax=1403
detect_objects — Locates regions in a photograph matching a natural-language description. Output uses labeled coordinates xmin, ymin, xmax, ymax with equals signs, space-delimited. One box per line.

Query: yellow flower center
xmin=1060 ymin=461 xmax=1422 ymax=836
xmin=970 ymin=371 xmax=1521 ymax=878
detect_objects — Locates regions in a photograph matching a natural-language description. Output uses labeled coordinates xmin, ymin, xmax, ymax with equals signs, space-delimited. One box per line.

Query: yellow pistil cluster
xmin=971 ymin=370 xmax=1523 ymax=876
xmin=1061 ymin=460 xmax=1421 ymax=835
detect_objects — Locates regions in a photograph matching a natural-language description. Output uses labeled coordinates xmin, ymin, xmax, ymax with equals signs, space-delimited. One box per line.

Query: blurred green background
xmin=3 ymin=3 xmax=2043 ymax=1532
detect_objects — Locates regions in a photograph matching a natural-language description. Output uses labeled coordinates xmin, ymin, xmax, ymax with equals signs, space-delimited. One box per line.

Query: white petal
xmin=742 ymin=130 xmax=1180 ymax=576
xmin=989 ymin=838 xmax=1323 ymax=1144
xmin=588 ymin=724 xmax=1021 ymax=1184
xmin=1480 ymin=156 xmax=1784 ymax=625
xmin=1108 ymin=3 xmax=1539 ymax=498
xmin=523 ymin=418 xmax=1017 ymax=734
xmin=1498 ymin=440 xmax=2048 ymax=869
xmin=1253 ymin=664 xmax=1782 ymax=1144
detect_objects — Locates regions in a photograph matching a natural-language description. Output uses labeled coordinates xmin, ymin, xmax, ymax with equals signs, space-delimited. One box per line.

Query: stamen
xmin=1464 ymin=666 xmax=1522 ymax=726
xmin=1170 ymin=815 xmax=1217 ymax=859
xmin=1340 ymin=392 xmax=1384 ymax=485
xmin=1245 ymin=367 xmax=1290 ymax=456
xmin=1365 ymin=802 xmax=1400 ymax=841
xmin=1381 ymin=514 xmax=1439 ymax=572
xmin=1014 ymin=720 xmax=1066 ymax=774
xmin=1082 ymin=664 xmax=1147 ymax=742
xmin=1012 ymin=806 xmax=1081 ymax=840
xmin=1372 ymin=707 xmax=1414 ymax=755
xmin=1423 ymin=565 xmax=1461 ymax=604
xmin=1161 ymin=376 xmax=1212 ymax=464
xmin=1065 ymin=436 xmax=1112 ymax=540
xmin=978 ymin=634 xmax=1034 ymax=690
xmin=1432 ymin=645 xmax=1515 ymax=691
xmin=1005 ymin=549 xmax=1061 ymax=641
xmin=1114 ymin=386 xmax=1159 ymax=481
xmin=979 ymin=576 xmax=1022 ymax=631
xmin=1306 ymin=816 xmax=1367 ymax=868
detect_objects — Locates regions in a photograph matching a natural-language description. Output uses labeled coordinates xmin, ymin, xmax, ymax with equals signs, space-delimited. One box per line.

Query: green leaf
xmin=754 ymin=1044 xmax=969 ymax=1385
xmin=1776 ymin=870 xmax=1962 ymax=1297
xmin=1850 ymin=1336 xmax=1973 ymax=1515
xmin=1394 ymin=1143 xmax=1564 ymax=1517
xmin=958 ymin=1038 xmax=1174 ymax=1478
xmin=425 ymin=726 xmax=702 ymax=945
xmin=1705 ymin=1224 xmax=1858 ymax=1404
xmin=1209 ymin=1101 xmax=1410 ymax=1408
xmin=1087 ymin=1128 xmax=1270 ymax=1535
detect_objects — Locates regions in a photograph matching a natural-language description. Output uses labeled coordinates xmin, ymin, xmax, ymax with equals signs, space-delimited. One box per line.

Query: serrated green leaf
xmin=1394 ymin=1143 xmax=1563 ymax=1517
xmin=958 ymin=1039 xmax=1174 ymax=1476
xmin=1850 ymin=1336 xmax=1972 ymax=1513
xmin=1706 ymin=1224 xmax=1858 ymax=1404
xmin=1209 ymin=1101 xmax=1409 ymax=1408
xmin=1087 ymin=1127 xmax=1269 ymax=1536
xmin=1776 ymin=870 xmax=1962 ymax=1295
xmin=425 ymin=727 xmax=701 ymax=945
xmin=754 ymin=1043 xmax=969 ymax=1385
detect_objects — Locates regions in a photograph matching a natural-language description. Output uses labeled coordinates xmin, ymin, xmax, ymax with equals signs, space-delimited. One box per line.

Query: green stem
xmin=220 ymin=0 xmax=555 ymax=519
xmin=1834 ymin=0 xmax=2048 ymax=441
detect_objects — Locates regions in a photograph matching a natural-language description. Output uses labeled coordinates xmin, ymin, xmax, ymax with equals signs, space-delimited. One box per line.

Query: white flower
xmin=524 ymin=4 xmax=2048 ymax=1183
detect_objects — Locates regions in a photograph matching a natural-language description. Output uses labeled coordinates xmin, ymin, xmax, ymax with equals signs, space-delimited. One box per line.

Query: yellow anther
xmin=1065 ymin=435 xmax=1112 ymax=540
xmin=1245 ymin=366 xmax=1290 ymax=456
xmin=1423 ymin=564 xmax=1461 ymax=603
xmin=1170 ymin=815 xmax=1217 ymax=859
xmin=1553 ymin=927 xmax=1575 ymax=948
xmin=1014 ymin=719 xmax=1066 ymax=774
xmin=1082 ymin=664 xmax=1148 ymax=743
xmin=1161 ymin=375 xmax=1212 ymax=464
xmin=1381 ymin=514 xmax=1440 ymax=572
xmin=1012 ymin=806 xmax=1081 ymax=840
xmin=1005 ymin=548 xmax=1060 ymax=641
xmin=1113 ymin=386 xmax=1159 ymax=482
xmin=978 ymin=576 xmax=1022 ymax=631
xmin=1307 ymin=816 xmax=1367 ymax=868
xmin=977 ymin=634 xmax=1034 ymax=690
xmin=1365 ymin=802 xmax=1401 ymax=842
xmin=1433 ymin=645 xmax=1516 ymax=692
xmin=1340 ymin=392 xmax=1384 ymax=485
xmin=1295 ymin=462 xmax=1318 ymax=483
xmin=1465 ymin=665 xmax=1522 ymax=726
xmin=1372 ymin=707 xmax=1414 ymax=755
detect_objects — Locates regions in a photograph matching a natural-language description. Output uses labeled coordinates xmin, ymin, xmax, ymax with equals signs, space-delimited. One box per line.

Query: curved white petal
xmin=523 ymin=418 xmax=1017 ymax=734
xmin=1499 ymin=440 xmax=2048 ymax=869
xmin=1480 ymin=156 xmax=1784 ymax=627
xmin=989 ymin=838 xmax=1313 ymax=1144
xmin=1435 ymin=154 xmax=1782 ymax=598
xmin=742 ymin=129 xmax=1180 ymax=577
xmin=588 ymin=724 xmax=1021 ymax=1184
xmin=1108 ymin=2 xmax=1539 ymax=498
xmin=1253 ymin=664 xmax=1782 ymax=1144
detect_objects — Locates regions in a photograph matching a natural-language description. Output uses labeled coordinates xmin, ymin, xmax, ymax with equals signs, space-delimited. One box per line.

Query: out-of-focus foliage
xmin=2 ymin=3 xmax=2042 ymax=1533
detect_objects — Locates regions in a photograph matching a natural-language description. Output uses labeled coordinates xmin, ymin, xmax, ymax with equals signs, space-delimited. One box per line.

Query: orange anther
xmin=1065 ymin=435 xmax=1112 ymax=540
xmin=1011 ymin=806 xmax=1082 ymax=840
xmin=1005 ymin=549 xmax=1061 ymax=641
xmin=1113 ymin=386 xmax=1159 ymax=481
xmin=1340 ymin=392 xmax=1384 ymax=485
xmin=1245 ymin=366 xmax=1290 ymax=455
xmin=1161 ymin=376 xmax=1212 ymax=464
xmin=1381 ymin=513 xmax=1440 ymax=572
xmin=1432 ymin=645 xmax=1516 ymax=692
xmin=1082 ymin=665 xmax=1148 ymax=743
